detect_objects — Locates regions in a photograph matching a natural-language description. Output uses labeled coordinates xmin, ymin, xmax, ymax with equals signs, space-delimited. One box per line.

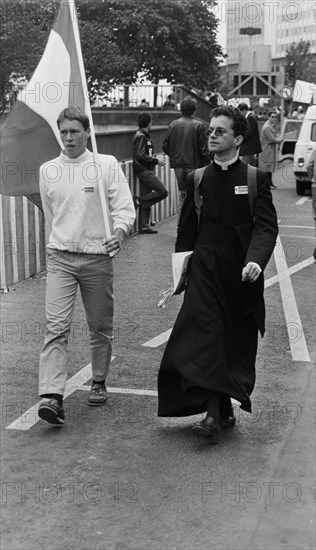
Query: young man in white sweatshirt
xmin=38 ymin=107 xmax=135 ymax=426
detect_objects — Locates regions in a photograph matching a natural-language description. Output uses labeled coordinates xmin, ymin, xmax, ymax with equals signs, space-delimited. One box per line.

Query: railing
xmin=0 ymin=156 xmax=178 ymax=289
xmin=92 ymin=84 xmax=213 ymax=124
xmin=92 ymin=84 xmax=183 ymax=110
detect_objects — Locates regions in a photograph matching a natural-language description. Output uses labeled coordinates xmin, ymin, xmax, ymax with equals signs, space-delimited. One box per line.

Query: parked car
xmin=293 ymin=105 xmax=316 ymax=195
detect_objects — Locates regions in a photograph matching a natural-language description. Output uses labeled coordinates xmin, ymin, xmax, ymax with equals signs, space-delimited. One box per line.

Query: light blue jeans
xmin=39 ymin=250 xmax=114 ymax=396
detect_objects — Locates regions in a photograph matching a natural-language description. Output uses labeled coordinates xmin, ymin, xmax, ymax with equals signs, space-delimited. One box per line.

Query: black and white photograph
xmin=0 ymin=1 xmax=315 ymax=549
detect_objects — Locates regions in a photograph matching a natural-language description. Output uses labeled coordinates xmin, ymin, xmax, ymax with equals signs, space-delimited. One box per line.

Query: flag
xmin=0 ymin=0 xmax=92 ymax=210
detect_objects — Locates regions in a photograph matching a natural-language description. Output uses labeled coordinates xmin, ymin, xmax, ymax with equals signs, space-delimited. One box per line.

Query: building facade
xmin=221 ymin=0 xmax=316 ymax=95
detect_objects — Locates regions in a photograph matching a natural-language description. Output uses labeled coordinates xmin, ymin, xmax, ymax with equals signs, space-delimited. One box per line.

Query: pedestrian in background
xmin=133 ymin=112 xmax=168 ymax=234
xmin=38 ymin=107 xmax=135 ymax=426
xmin=307 ymin=148 xmax=316 ymax=260
xmin=162 ymin=95 xmax=210 ymax=221
xmin=158 ymin=106 xmax=278 ymax=444
xmin=259 ymin=111 xmax=283 ymax=189
xmin=238 ymin=102 xmax=262 ymax=166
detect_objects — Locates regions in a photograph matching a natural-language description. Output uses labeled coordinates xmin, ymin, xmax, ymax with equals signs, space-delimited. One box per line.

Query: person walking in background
xmin=238 ymin=102 xmax=262 ymax=166
xmin=38 ymin=107 xmax=135 ymax=426
xmin=158 ymin=106 xmax=278 ymax=444
xmin=132 ymin=112 xmax=168 ymax=234
xmin=307 ymin=148 xmax=316 ymax=260
xmin=162 ymin=96 xmax=210 ymax=221
xmin=259 ymin=111 xmax=283 ymax=189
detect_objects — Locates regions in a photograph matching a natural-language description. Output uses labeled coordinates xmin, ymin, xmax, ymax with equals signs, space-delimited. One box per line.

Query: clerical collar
xmin=214 ymin=153 xmax=239 ymax=171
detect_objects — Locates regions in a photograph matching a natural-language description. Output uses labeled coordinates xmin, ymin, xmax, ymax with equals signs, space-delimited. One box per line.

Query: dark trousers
xmin=266 ymin=171 xmax=274 ymax=185
xmin=136 ymin=170 xmax=168 ymax=230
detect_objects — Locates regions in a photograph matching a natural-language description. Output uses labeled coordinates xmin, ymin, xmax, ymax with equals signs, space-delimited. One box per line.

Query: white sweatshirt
xmin=40 ymin=150 xmax=136 ymax=254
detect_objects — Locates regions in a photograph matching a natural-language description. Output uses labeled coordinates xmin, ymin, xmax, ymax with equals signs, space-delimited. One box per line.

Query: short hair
xmin=57 ymin=107 xmax=90 ymax=130
xmin=211 ymin=106 xmax=248 ymax=137
xmin=137 ymin=112 xmax=152 ymax=128
xmin=180 ymin=96 xmax=197 ymax=116
xmin=238 ymin=102 xmax=249 ymax=112
xmin=268 ymin=110 xmax=278 ymax=117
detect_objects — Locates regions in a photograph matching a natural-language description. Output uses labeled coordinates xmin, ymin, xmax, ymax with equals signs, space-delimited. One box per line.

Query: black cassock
xmin=158 ymin=159 xmax=278 ymax=416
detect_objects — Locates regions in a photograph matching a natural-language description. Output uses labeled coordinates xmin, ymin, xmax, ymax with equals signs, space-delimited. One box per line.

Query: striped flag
xmin=0 ymin=0 xmax=92 ymax=210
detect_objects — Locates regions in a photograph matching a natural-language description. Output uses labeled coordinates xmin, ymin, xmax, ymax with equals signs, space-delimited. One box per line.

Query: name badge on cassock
xmin=234 ymin=186 xmax=248 ymax=195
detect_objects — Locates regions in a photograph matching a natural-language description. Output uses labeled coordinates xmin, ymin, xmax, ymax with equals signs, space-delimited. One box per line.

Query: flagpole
xmin=70 ymin=0 xmax=112 ymax=241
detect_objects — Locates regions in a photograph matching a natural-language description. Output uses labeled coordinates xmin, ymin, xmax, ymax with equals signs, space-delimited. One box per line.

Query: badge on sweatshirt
xmin=81 ymin=187 xmax=95 ymax=193
xmin=234 ymin=186 xmax=248 ymax=195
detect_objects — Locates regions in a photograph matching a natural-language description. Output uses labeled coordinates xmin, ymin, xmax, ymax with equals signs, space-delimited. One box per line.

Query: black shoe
xmin=139 ymin=228 xmax=158 ymax=234
xmin=88 ymin=383 xmax=108 ymax=406
xmin=191 ymin=416 xmax=220 ymax=443
xmin=38 ymin=398 xmax=65 ymax=426
xmin=270 ymin=184 xmax=277 ymax=189
xmin=219 ymin=414 xmax=236 ymax=428
xmin=219 ymin=398 xmax=236 ymax=428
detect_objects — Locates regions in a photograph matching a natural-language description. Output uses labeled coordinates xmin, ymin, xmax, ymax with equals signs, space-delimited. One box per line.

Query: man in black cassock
xmin=157 ymin=106 xmax=278 ymax=443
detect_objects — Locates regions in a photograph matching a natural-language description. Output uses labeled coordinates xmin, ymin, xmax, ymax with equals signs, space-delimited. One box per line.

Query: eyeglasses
xmin=206 ymin=127 xmax=235 ymax=138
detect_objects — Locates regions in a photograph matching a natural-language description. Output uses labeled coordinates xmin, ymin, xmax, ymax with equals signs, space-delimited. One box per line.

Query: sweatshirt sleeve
xmin=103 ymin=156 xmax=136 ymax=234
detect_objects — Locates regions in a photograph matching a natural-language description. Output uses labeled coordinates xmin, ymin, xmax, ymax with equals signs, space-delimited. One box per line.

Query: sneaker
xmin=88 ymin=383 xmax=108 ymax=406
xmin=270 ymin=184 xmax=277 ymax=189
xmin=38 ymin=398 xmax=65 ymax=426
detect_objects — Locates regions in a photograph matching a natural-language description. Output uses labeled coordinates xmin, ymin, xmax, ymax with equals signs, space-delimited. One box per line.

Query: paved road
xmin=1 ymin=163 xmax=315 ymax=550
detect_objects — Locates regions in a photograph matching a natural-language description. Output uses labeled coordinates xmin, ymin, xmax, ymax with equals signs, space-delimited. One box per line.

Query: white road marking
xmin=295 ymin=197 xmax=311 ymax=205
xmin=80 ymin=386 xmax=158 ymax=396
xmin=279 ymin=224 xmax=314 ymax=229
xmin=273 ymin=236 xmax=310 ymax=362
xmin=277 ymin=234 xmax=315 ymax=240
xmin=142 ymin=329 xmax=172 ymax=348
xmin=265 ymin=257 xmax=314 ymax=287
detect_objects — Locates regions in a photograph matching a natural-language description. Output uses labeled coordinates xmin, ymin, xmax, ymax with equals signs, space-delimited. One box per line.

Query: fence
xmin=0 ymin=156 xmax=178 ymax=289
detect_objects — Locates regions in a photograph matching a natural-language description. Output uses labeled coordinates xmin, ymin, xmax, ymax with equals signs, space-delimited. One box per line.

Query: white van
xmin=293 ymin=105 xmax=316 ymax=195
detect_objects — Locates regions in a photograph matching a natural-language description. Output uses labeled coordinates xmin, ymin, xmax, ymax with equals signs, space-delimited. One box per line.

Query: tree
xmin=285 ymin=40 xmax=315 ymax=83
xmin=0 ymin=1 xmax=58 ymax=112
xmin=103 ymin=0 xmax=224 ymax=89
xmin=0 ymin=0 xmax=224 ymax=110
